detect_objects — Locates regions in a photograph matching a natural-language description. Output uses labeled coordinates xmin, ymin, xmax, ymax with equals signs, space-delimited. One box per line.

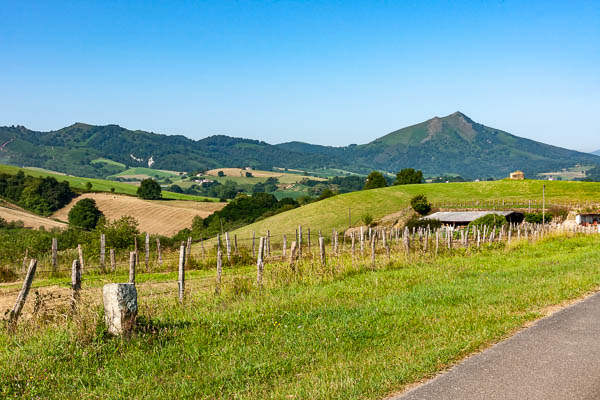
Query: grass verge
xmin=1 ymin=235 xmax=600 ymax=399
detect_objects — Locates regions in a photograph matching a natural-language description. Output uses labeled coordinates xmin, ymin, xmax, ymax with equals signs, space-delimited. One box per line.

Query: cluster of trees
xmin=0 ymin=171 xmax=76 ymax=215
xmin=183 ymin=193 xmax=299 ymax=238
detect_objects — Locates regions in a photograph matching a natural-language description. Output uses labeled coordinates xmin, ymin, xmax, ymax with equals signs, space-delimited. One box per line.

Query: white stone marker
xmin=103 ymin=283 xmax=138 ymax=336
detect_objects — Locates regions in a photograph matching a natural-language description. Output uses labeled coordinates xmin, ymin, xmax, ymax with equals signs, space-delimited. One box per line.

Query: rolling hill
xmin=197 ymin=179 xmax=600 ymax=249
xmin=52 ymin=193 xmax=226 ymax=236
xmin=1 ymin=112 xmax=598 ymax=180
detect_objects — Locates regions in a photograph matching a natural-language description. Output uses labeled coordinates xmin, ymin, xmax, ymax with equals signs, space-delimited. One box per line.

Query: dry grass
xmin=205 ymin=167 xmax=326 ymax=183
xmin=0 ymin=205 xmax=66 ymax=230
xmin=52 ymin=193 xmax=226 ymax=236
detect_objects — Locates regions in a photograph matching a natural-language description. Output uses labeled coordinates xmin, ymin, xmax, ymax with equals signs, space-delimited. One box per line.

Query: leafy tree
xmin=97 ymin=216 xmax=140 ymax=249
xmin=363 ymin=171 xmax=387 ymax=190
xmin=68 ymin=198 xmax=104 ymax=230
xmin=318 ymin=188 xmax=337 ymax=201
xmin=410 ymin=194 xmax=432 ymax=216
xmin=245 ymin=172 xmax=253 ymax=177
xmin=137 ymin=178 xmax=162 ymax=200
xmin=524 ymin=212 xmax=553 ymax=224
xmin=468 ymin=214 xmax=507 ymax=230
xmin=217 ymin=171 xmax=225 ymax=177
xmin=394 ymin=168 xmax=423 ymax=185
xmin=85 ymin=182 xmax=93 ymax=191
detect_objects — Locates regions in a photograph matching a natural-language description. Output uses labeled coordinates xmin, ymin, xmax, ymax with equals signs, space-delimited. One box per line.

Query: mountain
xmin=278 ymin=112 xmax=600 ymax=179
xmin=592 ymin=150 xmax=600 ymax=156
xmin=0 ymin=112 xmax=598 ymax=179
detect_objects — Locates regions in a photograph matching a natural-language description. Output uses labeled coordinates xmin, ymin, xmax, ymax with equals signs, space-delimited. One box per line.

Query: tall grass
xmin=1 ymin=234 xmax=600 ymax=399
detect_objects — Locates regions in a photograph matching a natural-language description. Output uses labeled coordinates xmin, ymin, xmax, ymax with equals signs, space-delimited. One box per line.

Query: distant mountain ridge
xmin=0 ymin=112 xmax=598 ymax=179
xmin=592 ymin=150 xmax=600 ymax=156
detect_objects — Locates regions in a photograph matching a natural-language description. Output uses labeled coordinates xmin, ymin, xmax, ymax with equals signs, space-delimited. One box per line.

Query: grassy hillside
xmin=109 ymin=167 xmax=179 ymax=179
xmin=0 ymin=164 xmax=217 ymax=202
xmin=216 ymin=179 xmax=600 ymax=241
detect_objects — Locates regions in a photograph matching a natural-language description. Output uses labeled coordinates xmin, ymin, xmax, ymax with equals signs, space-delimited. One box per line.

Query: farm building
xmin=575 ymin=213 xmax=600 ymax=226
xmin=421 ymin=211 xmax=524 ymax=228
xmin=509 ymin=171 xmax=525 ymax=180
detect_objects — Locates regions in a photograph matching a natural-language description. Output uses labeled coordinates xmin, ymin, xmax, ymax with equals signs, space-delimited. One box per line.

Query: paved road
xmin=394 ymin=292 xmax=600 ymax=400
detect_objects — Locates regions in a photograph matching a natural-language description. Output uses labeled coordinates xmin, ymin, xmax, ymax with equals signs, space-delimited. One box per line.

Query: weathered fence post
xmin=298 ymin=226 xmax=303 ymax=258
xmin=307 ymin=228 xmax=311 ymax=253
xmin=186 ymin=236 xmax=192 ymax=265
xmin=51 ymin=238 xmax=58 ymax=273
xmin=77 ymin=244 xmax=84 ymax=271
xmin=110 ymin=248 xmax=116 ymax=271
xmin=257 ymin=237 xmax=265 ymax=286
xmin=156 ymin=238 xmax=162 ymax=266
xmin=351 ymin=232 xmax=356 ymax=257
xmin=215 ymin=246 xmax=222 ymax=295
xmin=100 ymin=233 xmax=106 ymax=272
xmin=9 ymin=259 xmax=37 ymax=328
xmin=267 ymin=230 xmax=271 ymax=257
xmin=178 ymin=242 xmax=186 ymax=302
xmin=129 ymin=252 xmax=136 ymax=284
xmin=225 ymin=232 xmax=231 ymax=262
xmin=289 ymin=241 xmax=298 ymax=272
xmin=145 ymin=233 xmax=150 ymax=270
xmin=370 ymin=234 xmax=376 ymax=268
xmin=282 ymin=235 xmax=287 ymax=258
xmin=360 ymin=227 xmax=364 ymax=255
xmin=234 ymin=234 xmax=238 ymax=255
xmin=319 ymin=237 xmax=326 ymax=267
xmin=71 ymin=259 xmax=82 ymax=312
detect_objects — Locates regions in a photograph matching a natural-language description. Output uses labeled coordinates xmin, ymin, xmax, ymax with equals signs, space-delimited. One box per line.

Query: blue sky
xmin=1 ymin=1 xmax=598 ymax=150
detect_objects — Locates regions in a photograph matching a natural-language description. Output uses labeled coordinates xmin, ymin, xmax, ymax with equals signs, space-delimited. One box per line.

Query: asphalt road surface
xmin=394 ymin=291 xmax=600 ymax=400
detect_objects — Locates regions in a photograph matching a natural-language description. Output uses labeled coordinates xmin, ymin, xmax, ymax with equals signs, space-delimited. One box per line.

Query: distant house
xmin=421 ymin=211 xmax=524 ymax=228
xmin=509 ymin=171 xmax=525 ymax=180
xmin=576 ymin=213 xmax=600 ymax=226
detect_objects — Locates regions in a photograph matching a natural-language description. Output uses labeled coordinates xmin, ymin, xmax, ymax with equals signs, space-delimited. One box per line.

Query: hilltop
xmin=1 ymin=113 xmax=598 ymax=180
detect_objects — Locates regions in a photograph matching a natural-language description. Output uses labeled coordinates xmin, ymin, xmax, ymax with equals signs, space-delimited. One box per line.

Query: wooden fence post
xmin=267 ymin=230 xmax=271 ymax=257
xmin=225 ymin=232 xmax=231 ymax=262
xmin=351 ymin=232 xmax=356 ymax=257
xmin=110 ymin=249 xmax=116 ymax=271
xmin=215 ymin=247 xmax=222 ymax=295
xmin=51 ymin=238 xmax=58 ymax=273
xmin=145 ymin=233 xmax=150 ymax=270
xmin=298 ymin=226 xmax=303 ymax=258
xmin=9 ymin=259 xmax=37 ymax=328
xmin=319 ymin=237 xmax=326 ymax=267
xmin=156 ymin=238 xmax=162 ymax=266
xmin=129 ymin=252 xmax=136 ymax=284
xmin=186 ymin=236 xmax=192 ymax=265
xmin=234 ymin=234 xmax=238 ymax=255
xmin=77 ymin=244 xmax=84 ymax=271
xmin=289 ymin=241 xmax=298 ymax=272
xmin=71 ymin=259 xmax=81 ymax=312
xmin=282 ymin=235 xmax=287 ymax=258
xmin=257 ymin=237 xmax=265 ymax=286
xmin=100 ymin=234 xmax=106 ymax=272
xmin=178 ymin=242 xmax=186 ymax=302
xmin=307 ymin=228 xmax=311 ymax=253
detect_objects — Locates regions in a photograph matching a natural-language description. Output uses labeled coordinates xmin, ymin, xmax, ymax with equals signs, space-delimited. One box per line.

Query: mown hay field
xmin=0 ymin=205 xmax=66 ymax=230
xmin=52 ymin=193 xmax=226 ymax=236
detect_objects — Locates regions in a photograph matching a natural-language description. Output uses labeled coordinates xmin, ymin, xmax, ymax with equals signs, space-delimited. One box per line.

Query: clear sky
xmin=1 ymin=1 xmax=598 ymax=150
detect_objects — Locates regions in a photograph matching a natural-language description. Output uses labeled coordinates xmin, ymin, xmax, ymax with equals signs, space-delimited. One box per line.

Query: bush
xmin=68 ymin=198 xmax=104 ymax=230
xmin=524 ymin=212 xmax=553 ymax=224
xmin=410 ymin=194 xmax=432 ymax=216
xmin=361 ymin=213 xmax=374 ymax=226
xmin=468 ymin=214 xmax=507 ymax=230
xmin=404 ymin=216 xmax=441 ymax=231
xmin=137 ymin=179 xmax=162 ymax=200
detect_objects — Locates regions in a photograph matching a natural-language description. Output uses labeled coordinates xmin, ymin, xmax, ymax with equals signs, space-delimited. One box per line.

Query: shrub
xmin=68 ymin=198 xmax=104 ymax=230
xmin=404 ymin=216 xmax=441 ymax=231
xmin=524 ymin=212 xmax=553 ymax=224
xmin=137 ymin=179 xmax=162 ymax=200
xmin=468 ymin=214 xmax=507 ymax=230
xmin=410 ymin=194 xmax=432 ymax=216
xmin=361 ymin=213 xmax=374 ymax=226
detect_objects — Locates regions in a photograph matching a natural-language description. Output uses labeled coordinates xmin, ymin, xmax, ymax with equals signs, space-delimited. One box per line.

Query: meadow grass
xmin=220 ymin=179 xmax=600 ymax=245
xmin=2 ymin=235 xmax=600 ymax=399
